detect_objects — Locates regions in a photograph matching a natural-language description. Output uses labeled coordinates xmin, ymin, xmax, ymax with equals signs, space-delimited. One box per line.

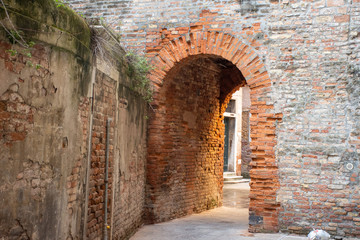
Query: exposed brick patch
xmin=0 ymin=84 xmax=34 ymax=146
xmin=4 ymin=159 xmax=57 ymax=202
xmin=0 ymin=40 xmax=54 ymax=147
xmin=67 ymin=157 xmax=84 ymax=216
xmin=86 ymin=70 xmax=116 ymax=239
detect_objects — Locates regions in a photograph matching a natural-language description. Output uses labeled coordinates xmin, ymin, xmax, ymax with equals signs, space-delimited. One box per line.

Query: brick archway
xmin=146 ymin=31 xmax=282 ymax=232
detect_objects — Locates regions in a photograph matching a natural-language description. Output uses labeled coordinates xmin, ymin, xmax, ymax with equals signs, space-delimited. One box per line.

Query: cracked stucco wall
xmin=0 ymin=0 xmax=92 ymax=238
xmin=0 ymin=1 xmax=148 ymax=239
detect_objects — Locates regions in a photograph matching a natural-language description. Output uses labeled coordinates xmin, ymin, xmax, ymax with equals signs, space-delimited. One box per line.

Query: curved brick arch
xmin=146 ymin=31 xmax=282 ymax=232
xmin=148 ymin=31 xmax=268 ymax=91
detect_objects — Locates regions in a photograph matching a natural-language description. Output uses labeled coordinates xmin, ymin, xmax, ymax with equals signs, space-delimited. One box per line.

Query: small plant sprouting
xmin=54 ymin=0 xmax=65 ymax=8
xmin=125 ymin=51 xmax=154 ymax=104
xmin=7 ymin=29 xmax=23 ymax=44
xmin=5 ymin=40 xmax=40 ymax=70
xmin=1 ymin=0 xmax=41 ymax=69
xmin=6 ymin=49 xmax=17 ymax=56
xmin=90 ymin=23 xmax=152 ymax=105
xmin=5 ymin=39 xmax=37 ymax=68
xmin=26 ymin=61 xmax=33 ymax=67
xmin=28 ymin=41 xmax=35 ymax=48
xmin=53 ymin=0 xmax=86 ymax=19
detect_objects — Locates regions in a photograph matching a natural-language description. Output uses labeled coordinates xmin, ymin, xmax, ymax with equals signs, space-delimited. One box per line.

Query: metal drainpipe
xmin=104 ymin=118 xmax=112 ymax=240
xmin=83 ymin=67 xmax=96 ymax=240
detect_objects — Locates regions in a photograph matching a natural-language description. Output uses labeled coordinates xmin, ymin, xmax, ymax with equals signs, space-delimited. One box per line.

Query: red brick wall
xmin=67 ymin=0 xmax=287 ymax=233
xmin=147 ymin=56 xmax=226 ymax=222
xmin=145 ymin=28 xmax=281 ymax=232
xmin=86 ymin=70 xmax=116 ymax=238
xmin=84 ymin=68 xmax=148 ymax=240
xmin=77 ymin=67 xmax=148 ymax=239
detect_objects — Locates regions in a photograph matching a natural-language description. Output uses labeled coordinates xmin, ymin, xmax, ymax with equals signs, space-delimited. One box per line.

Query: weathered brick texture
xmin=86 ymin=68 xmax=148 ymax=240
xmin=65 ymin=0 xmax=360 ymax=237
xmin=144 ymin=29 xmax=281 ymax=231
xmin=0 ymin=1 xmax=148 ymax=239
xmin=147 ymin=56 xmax=229 ymax=222
xmin=86 ymin=71 xmax=116 ymax=239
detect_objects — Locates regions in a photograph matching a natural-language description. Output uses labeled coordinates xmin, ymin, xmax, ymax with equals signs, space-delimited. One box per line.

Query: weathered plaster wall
xmin=0 ymin=1 xmax=91 ymax=239
xmin=111 ymin=80 xmax=147 ymax=239
xmin=68 ymin=0 xmax=360 ymax=237
xmin=0 ymin=0 xmax=147 ymax=239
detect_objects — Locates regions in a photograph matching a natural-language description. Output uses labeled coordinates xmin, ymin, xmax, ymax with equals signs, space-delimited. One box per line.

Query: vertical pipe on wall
xmin=83 ymin=66 xmax=97 ymax=240
xmin=104 ymin=118 xmax=111 ymax=240
xmin=109 ymin=76 xmax=119 ymax=240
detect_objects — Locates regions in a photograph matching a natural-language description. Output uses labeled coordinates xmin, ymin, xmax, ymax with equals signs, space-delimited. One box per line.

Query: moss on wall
xmin=0 ymin=0 xmax=91 ymax=61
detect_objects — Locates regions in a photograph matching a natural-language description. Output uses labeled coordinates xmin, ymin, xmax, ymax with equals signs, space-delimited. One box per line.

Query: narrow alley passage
xmin=130 ymin=183 xmax=307 ymax=240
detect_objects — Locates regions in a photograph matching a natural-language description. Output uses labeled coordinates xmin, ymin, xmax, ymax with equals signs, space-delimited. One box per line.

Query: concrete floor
xmin=223 ymin=181 xmax=250 ymax=209
xmin=130 ymin=183 xmax=308 ymax=240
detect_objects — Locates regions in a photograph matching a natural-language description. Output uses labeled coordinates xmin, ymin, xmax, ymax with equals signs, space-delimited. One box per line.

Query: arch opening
xmin=145 ymin=55 xmax=246 ymax=223
xmin=146 ymin=31 xmax=282 ymax=232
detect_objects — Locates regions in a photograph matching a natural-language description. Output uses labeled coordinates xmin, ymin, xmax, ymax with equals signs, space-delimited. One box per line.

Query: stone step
xmin=223 ymin=172 xmax=250 ymax=184
xmin=224 ymin=175 xmax=244 ymax=181
xmin=223 ymin=171 xmax=237 ymax=177
xmin=224 ymin=179 xmax=250 ymax=184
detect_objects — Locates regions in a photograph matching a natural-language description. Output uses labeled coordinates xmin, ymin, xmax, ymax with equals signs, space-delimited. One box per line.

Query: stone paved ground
xmin=130 ymin=183 xmax=360 ymax=240
xmin=130 ymin=206 xmax=309 ymax=240
xmin=130 ymin=183 xmax=308 ymax=240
